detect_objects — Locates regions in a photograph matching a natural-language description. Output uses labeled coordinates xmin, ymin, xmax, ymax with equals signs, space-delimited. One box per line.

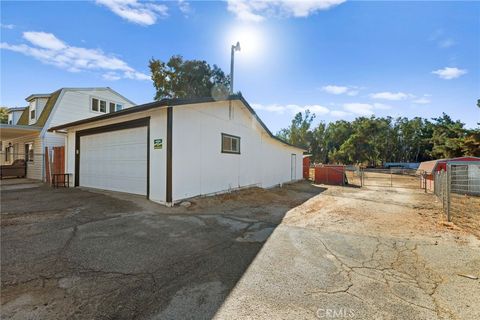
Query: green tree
xmin=461 ymin=129 xmax=480 ymax=157
xmin=277 ymin=111 xmax=315 ymax=150
xmin=149 ymin=55 xmax=230 ymax=100
xmin=430 ymin=113 xmax=466 ymax=158
xmin=0 ymin=107 xmax=8 ymax=124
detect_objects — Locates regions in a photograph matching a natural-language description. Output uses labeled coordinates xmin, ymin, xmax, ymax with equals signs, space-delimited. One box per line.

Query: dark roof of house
xmin=49 ymin=94 xmax=306 ymax=151
xmin=7 ymin=107 xmax=26 ymax=112
xmin=17 ymin=89 xmax=62 ymax=126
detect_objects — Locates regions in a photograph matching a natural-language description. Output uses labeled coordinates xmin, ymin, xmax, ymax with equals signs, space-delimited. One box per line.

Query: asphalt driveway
xmin=1 ymin=180 xmax=479 ymax=319
xmin=1 ymin=181 xmax=323 ymax=319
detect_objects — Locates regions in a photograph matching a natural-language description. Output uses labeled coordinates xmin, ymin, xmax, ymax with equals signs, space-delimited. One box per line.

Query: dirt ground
xmin=1 ymin=179 xmax=480 ymax=319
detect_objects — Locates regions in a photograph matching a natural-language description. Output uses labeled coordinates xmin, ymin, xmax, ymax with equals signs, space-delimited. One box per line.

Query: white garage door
xmin=79 ymin=127 xmax=148 ymax=195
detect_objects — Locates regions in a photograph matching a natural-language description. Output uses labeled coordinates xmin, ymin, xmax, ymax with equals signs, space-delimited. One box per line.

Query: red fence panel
xmin=314 ymin=165 xmax=345 ymax=185
xmin=303 ymin=157 xmax=310 ymax=179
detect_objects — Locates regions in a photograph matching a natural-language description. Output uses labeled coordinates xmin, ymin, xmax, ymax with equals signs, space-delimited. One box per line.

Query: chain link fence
xmin=434 ymin=161 xmax=480 ymax=236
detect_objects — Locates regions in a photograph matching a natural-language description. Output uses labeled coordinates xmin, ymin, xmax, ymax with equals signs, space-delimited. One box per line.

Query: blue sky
xmin=1 ymin=0 xmax=479 ymax=132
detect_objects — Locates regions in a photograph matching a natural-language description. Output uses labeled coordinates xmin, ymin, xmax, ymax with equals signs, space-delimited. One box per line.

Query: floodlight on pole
xmin=230 ymin=41 xmax=241 ymax=95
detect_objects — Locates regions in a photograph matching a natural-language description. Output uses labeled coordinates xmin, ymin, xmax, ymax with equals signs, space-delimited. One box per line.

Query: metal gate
xmin=361 ymin=168 xmax=420 ymax=188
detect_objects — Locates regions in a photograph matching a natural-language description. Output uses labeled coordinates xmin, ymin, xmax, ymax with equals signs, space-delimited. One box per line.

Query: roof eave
xmin=48 ymin=94 xmax=306 ymax=151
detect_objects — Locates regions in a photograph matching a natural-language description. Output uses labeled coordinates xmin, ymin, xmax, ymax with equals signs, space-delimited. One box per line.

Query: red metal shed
xmin=314 ymin=165 xmax=346 ymax=185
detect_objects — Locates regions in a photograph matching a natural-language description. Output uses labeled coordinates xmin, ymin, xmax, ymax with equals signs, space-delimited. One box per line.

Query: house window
xmin=8 ymin=120 xmax=12 ymax=125
xmin=25 ymin=143 xmax=34 ymax=162
xmin=30 ymin=109 xmax=36 ymax=120
xmin=99 ymin=100 xmax=106 ymax=113
xmin=221 ymin=133 xmax=240 ymax=154
xmin=109 ymin=102 xmax=123 ymax=113
xmin=91 ymin=97 xmax=107 ymax=113
xmin=92 ymin=98 xmax=99 ymax=112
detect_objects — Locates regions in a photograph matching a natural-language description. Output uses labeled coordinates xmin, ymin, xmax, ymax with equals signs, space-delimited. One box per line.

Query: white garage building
xmin=49 ymin=95 xmax=305 ymax=205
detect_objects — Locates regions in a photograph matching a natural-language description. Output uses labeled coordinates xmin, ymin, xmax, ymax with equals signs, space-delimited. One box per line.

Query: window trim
xmin=91 ymin=98 xmax=100 ymax=112
xmin=30 ymin=108 xmax=36 ymax=120
xmin=221 ymin=133 xmax=241 ymax=154
xmin=25 ymin=142 xmax=34 ymax=162
xmin=91 ymin=96 xmax=123 ymax=114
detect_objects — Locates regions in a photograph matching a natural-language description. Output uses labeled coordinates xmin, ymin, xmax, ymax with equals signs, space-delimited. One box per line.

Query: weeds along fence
xmin=434 ymin=162 xmax=480 ymax=232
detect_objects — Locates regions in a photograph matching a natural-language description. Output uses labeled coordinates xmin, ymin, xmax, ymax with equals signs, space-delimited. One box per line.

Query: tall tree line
xmin=277 ymin=112 xmax=480 ymax=166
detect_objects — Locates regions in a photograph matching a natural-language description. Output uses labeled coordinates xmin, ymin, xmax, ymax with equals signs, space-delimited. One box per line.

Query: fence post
xmin=446 ymin=164 xmax=451 ymax=221
xmin=390 ymin=169 xmax=393 ymax=187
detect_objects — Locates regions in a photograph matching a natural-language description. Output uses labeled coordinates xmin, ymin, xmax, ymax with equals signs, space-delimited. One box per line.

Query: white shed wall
xmin=171 ymin=101 xmax=303 ymax=202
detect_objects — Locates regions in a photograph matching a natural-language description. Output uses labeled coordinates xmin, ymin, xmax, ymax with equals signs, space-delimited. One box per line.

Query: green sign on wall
xmin=154 ymin=139 xmax=163 ymax=150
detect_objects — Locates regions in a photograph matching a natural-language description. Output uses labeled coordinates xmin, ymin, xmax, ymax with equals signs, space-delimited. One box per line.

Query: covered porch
xmin=0 ymin=124 xmax=43 ymax=179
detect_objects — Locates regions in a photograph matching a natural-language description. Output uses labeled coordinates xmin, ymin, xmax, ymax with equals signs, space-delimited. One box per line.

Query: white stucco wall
xmin=171 ymin=100 xmax=303 ymax=202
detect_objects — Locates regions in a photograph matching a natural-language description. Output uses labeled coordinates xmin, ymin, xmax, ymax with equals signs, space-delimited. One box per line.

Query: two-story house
xmin=0 ymin=87 xmax=135 ymax=180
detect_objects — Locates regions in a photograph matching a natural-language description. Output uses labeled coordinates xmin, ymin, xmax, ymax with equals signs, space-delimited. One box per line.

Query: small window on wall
xmin=30 ymin=109 xmax=36 ymax=120
xmin=92 ymin=98 xmax=99 ymax=112
xmin=221 ymin=133 xmax=240 ymax=154
xmin=109 ymin=103 xmax=123 ymax=113
xmin=99 ymin=100 xmax=107 ymax=113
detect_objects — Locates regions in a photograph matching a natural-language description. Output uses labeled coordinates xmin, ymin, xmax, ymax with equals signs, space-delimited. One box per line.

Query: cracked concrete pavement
xmin=215 ymin=186 xmax=480 ymax=320
xmin=1 ymin=179 xmax=479 ymax=319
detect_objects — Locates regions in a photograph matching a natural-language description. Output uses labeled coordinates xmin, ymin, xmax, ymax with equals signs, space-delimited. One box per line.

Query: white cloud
xmin=227 ymin=0 xmax=345 ymax=22
xmin=23 ymin=31 xmax=67 ymax=50
xmin=178 ymin=0 xmax=191 ymax=15
xmin=96 ymin=0 xmax=168 ymax=25
xmin=343 ymin=103 xmax=374 ymax=116
xmin=321 ymin=84 xmax=359 ymax=96
xmin=321 ymin=85 xmax=347 ymax=95
xmin=372 ymin=103 xmax=392 ymax=110
xmin=252 ymin=103 xmax=330 ymax=115
xmin=342 ymin=102 xmax=390 ymax=116
xmin=438 ymin=38 xmax=455 ymax=48
xmin=429 ymin=29 xmax=456 ymax=49
xmin=1 ymin=24 xmax=15 ymax=29
xmin=370 ymin=91 xmax=410 ymax=101
xmin=330 ymin=110 xmax=352 ymax=117
xmin=413 ymin=97 xmax=431 ymax=104
xmin=1 ymin=31 xmax=150 ymax=81
xmin=432 ymin=67 xmax=467 ymax=80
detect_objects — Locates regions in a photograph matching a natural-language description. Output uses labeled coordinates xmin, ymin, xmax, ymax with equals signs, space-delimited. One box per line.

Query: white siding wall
xmin=47 ymin=89 xmax=135 ymax=129
xmin=172 ymin=101 xmax=303 ymax=202
xmin=11 ymin=110 xmax=24 ymax=125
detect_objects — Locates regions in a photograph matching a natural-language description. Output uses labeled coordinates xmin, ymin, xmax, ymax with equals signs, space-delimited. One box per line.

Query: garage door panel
xmin=80 ymin=127 xmax=147 ymax=196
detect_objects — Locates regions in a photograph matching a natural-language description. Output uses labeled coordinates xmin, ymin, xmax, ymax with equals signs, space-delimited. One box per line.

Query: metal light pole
xmin=230 ymin=41 xmax=241 ymax=95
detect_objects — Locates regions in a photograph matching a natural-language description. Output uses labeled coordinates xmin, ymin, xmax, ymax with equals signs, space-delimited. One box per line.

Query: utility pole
xmin=230 ymin=42 xmax=241 ymax=95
